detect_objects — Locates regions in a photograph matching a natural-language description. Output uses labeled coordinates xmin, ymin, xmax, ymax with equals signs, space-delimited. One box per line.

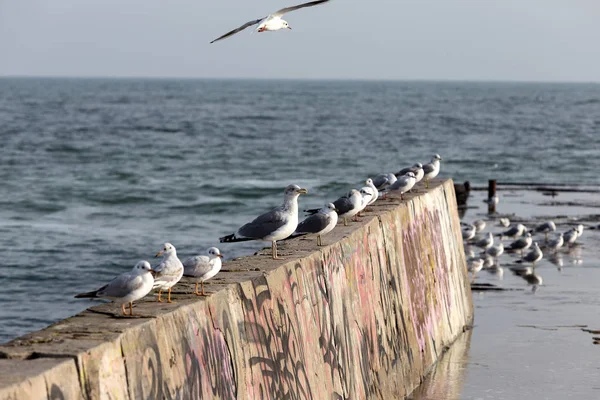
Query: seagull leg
xmin=544 ymin=232 xmax=548 ymax=242
xmin=167 ymin=287 xmax=174 ymax=303
xmin=425 ymin=179 xmax=430 ymax=189
xmin=343 ymin=217 xmax=348 ymax=226
xmin=121 ymin=303 xmax=128 ymax=316
xmin=194 ymin=282 xmax=205 ymax=296
xmin=317 ymin=235 xmax=322 ymax=246
xmin=195 ymin=281 xmax=207 ymax=296
xmin=157 ymin=289 xmax=164 ymax=303
xmin=272 ymin=241 xmax=283 ymax=260
xmin=129 ymin=302 xmax=133 ymax=316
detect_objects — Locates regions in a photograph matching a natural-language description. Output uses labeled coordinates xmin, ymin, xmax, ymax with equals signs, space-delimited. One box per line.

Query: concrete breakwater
xmin=0 ymin=179 xmax=473 ymax=400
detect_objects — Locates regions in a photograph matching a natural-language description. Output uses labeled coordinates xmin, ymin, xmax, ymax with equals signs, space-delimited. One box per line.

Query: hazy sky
xmin=1 ymin=0 xmax=599 ymax=81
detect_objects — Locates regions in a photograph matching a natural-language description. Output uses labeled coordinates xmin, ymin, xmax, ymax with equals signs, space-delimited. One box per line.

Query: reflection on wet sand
xmin=407 ymin=329 xmax=473 ymax=400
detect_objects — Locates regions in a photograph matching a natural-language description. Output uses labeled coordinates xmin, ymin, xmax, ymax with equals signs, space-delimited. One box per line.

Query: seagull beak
xmin=334 ymin=208 xmax=339 ymax=212
xmin=217 ymin=254 xmax=223 ymax=258
xmin=155 ymin=251 xmax=164 ymax=257
xmin=150 ymin=270 xmax=157 ymax=278
xmin=287 ymin=26 xmax=292 ymax=30
xmin=297 ymin=188 xmax=308 ymax=195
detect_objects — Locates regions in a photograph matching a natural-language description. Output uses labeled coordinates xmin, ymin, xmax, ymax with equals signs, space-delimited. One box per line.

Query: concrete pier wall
xmin=0 ymin=179 xmax=473 ymax=399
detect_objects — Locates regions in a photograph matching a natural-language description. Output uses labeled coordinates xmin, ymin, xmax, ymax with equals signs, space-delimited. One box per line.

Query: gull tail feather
xmin=303 ymin=208 xmax=320 ymax=215
xmin=219 ymin=234 xmax=254 ymax=243
xmin=74 ymin=289 xmax=99 ymax=299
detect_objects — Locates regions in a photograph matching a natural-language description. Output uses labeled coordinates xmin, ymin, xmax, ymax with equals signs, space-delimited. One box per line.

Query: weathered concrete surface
xmin=0 ymin=179 xmax=473 ymax=400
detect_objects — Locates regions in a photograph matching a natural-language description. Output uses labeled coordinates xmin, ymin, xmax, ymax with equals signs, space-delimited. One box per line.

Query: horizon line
xmin=0 ymin=75 xmax=599 ymax=85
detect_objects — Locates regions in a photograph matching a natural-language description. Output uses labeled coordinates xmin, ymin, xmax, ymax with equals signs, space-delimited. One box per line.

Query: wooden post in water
xmin=488 ymin=179 xmax=497 ymax=214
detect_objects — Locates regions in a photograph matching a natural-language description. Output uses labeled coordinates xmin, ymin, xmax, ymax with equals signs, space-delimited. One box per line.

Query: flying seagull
xmin=210 ymin=0 xmax=331 ymax=43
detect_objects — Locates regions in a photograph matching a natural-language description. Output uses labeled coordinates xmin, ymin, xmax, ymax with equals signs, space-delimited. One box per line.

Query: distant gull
xmin=576 ymin=224 xmax=584 ymax=238
xmin=516 ymin=242 xmax=543 ymax=268
xmin=497 ymin=223 xmax=527 ymax=240
xmin=422 ymin=154 xmax=442 ymax=189
xmin=183 ymin=247 xmax=223 ymax=296
xmin=373 ymin=173 xmax=397 ymax=190
xmin=210 ymin=0 xmax=331 ymax=43
xmin=153 ymin=243 xmax=184 ymax=303
xmin=482 ymin=254 xmax=495 ymax=269
xmin=462 ymin=224 xmax=476 ymax=241
xmin=546 ymin=233 xmax=564 ymax=254
xmin=220 ymin=184 xmax=308 ymax=259
xmin=485 ymin=241 xmax=504 ymax=262
xmin=467 ymin=258 xmax=484 ymax=282
xmin=498 ymin=218 xmax=511 ymax=227
xmin=474 ymin=232 xmax=494 ymax=250
xmin=75 ymin=260 xmax=155 ymax=316
xmin=291 ymin=203 xmax=338 ymax=246
xmin=306 ymin=189 xmax=362 ymax=226
xmin=484 ymin=194 xmax=499 ymax=206
xmin=506 ymin=232 xmax=532 ymax=258
xmin=396 ymin=163 xmax=424 ymax=186
xmin=563 ymin=228 xmax=578 ymax=247
xmin=472 ymin=219 xmax=486 ymax=233
xmin=464 ymin=245 xmax=475 ymax=259
xmin=386 ymin=171 xmax=417 ymax=200
xmin=531 ymin=221 xmax=556 ymax=242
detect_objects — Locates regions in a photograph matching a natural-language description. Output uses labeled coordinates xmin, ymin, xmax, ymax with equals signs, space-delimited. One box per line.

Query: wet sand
xmin=410 ymin=187 xmax=600 ymax=400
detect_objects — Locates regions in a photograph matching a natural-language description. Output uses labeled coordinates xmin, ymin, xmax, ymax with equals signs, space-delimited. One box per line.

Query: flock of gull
xmin=462 ymin=215 xmax=585 ymax=290
xmin=75 ymin=154 xmax=443 ymax=316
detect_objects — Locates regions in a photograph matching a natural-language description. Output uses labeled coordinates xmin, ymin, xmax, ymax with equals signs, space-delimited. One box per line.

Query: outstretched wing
xmin=272 ymin=0 xmax=331 ymax=17
xmin=210 ymin=17 xmax=265 ymax=43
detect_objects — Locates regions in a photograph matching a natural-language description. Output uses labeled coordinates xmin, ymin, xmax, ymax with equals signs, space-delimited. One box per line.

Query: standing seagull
xmin=372 ymin=173 xmax=397 ymax=191
xmin=220 ymin=184 xmax=308 ymax=259
xmin=517 ymin=242 xmax=543 ymax=268
xmin=462 ymin=224 xmax=476 ymax=241
xmin=153 ymin=243 xmax=184 ymax=303
xmin=563 ymin=228 xmax=578 ymax=247
xmin=474 ymin=232 xmax=494 ymax=250
xmin=506 ymin=232 xmax=532 ymax=258
xmin=210 ymin=0 xmax=331 ymax=43
xmin=472 ymin=219 xmax=486 ymax=233
xmin=467 ymin=258 xmax=484 ymax=283
xmin=75 ymin=261 xmax=155 ymax=316
xmin=422 ymin=154 xmax=442 ymax=189
xmin=531 ymin=221 xmax=556 ymax=242
xmin=305 ymin=189 xmax=362 ymax=226
xmin=546 ymin=233 xmax=564 ymax=254
xmin=290 ymin=203 xmax=338 ymax=246
xmin=183 ymin=247 xmax=223 ymax=296
xmin=396 ymin=163 xmax=424 ymax=185
xmin=497 ymin=223 xmax=527 ymax=240
xmin=485 ymin=242 xmax=504 ymax=262
xmin=386 ymin=171 xmax=417 ymax=200
xmin=364 ymin=178 xmax=379 ymax=206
